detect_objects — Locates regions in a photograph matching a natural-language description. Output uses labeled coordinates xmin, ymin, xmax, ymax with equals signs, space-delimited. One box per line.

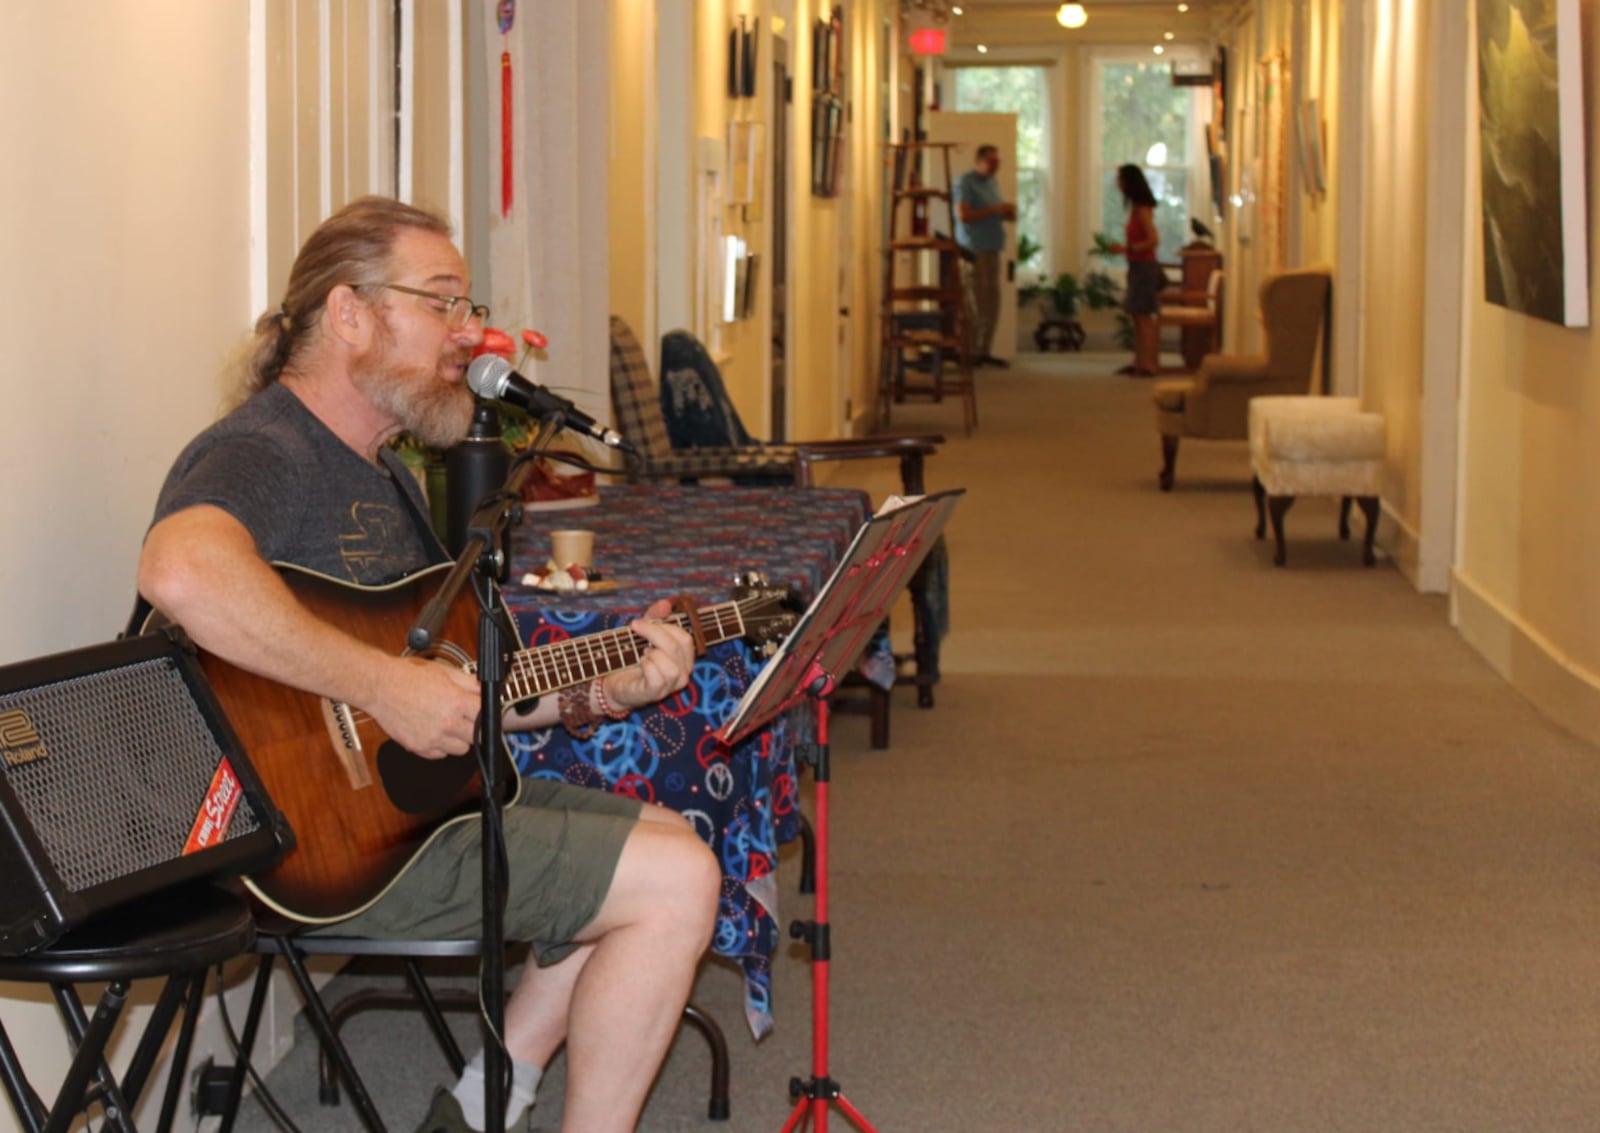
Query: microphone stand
xmin=407 ymin=414 xmax=563 ymax=1133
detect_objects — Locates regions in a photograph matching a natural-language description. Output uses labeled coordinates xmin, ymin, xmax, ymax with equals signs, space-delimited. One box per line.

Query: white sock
xmin=451 ymin=1048 xmax=542 ymax=1131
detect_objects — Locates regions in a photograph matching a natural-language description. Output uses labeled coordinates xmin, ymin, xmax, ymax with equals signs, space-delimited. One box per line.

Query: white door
xmin=927 ymin=110 xmax=1019 ymax=362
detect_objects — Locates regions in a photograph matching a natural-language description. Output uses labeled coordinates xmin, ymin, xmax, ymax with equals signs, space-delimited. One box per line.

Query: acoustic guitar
xmin=154 ymin=563 xmax=797 ymax=924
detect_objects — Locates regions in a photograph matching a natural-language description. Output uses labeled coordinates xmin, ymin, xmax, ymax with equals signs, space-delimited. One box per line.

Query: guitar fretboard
xmin=503 ymin=601 xmax=747 ymax=705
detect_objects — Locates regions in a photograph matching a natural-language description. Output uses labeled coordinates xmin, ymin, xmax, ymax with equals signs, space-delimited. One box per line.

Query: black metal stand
xmin=407 ymin=413 xmax=564 ymax=1133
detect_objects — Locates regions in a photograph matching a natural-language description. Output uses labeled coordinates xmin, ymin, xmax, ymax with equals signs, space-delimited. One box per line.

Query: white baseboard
xmin=1378 ymin=498 xmax=1421 ymax=589
xmin=1453 ymin=569 xmax=1600 ymax=749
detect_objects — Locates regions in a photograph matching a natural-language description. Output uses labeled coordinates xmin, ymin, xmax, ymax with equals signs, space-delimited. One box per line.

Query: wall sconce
xmin=1056 ymin=3 xmax=1088 ymax=28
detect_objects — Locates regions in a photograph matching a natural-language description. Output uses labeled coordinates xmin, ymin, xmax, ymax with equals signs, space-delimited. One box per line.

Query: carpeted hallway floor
xmin=234 ymin=353 xmax=1600 ymax=1132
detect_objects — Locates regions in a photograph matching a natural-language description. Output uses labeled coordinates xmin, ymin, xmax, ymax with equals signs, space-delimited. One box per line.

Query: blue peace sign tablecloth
xmin=499 ymin=484 xmax=873 ymax=1038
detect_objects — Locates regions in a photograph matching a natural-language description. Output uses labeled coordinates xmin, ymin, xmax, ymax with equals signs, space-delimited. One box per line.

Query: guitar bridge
xmin=321 ymin=698 xmax=374 ymax=790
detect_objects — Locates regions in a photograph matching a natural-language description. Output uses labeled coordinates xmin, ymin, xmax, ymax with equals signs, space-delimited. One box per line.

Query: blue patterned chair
xmin=609 ymin=316 xmax=942 ymax=494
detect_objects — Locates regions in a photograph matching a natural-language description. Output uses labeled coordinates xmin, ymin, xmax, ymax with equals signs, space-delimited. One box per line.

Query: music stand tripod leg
xmin=779 ymin=697 xmax=879 ymax=1133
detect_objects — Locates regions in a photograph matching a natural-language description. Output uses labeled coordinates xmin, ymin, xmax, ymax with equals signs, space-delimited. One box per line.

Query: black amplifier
xmin=0 ymin=628 xmax=288 ymax=954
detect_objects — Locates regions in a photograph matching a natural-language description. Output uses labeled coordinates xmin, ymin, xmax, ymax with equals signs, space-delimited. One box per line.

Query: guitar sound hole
xmin=376 ymin=741 xmax=476 ymax=815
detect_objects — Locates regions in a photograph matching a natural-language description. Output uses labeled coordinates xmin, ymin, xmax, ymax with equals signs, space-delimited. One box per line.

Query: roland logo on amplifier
xmin=0 ymin=710 xmax=48 ymax=768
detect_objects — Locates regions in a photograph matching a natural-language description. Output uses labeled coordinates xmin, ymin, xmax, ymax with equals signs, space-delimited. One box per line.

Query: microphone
xmin=465 ymin=354 xmax=635 ymax=453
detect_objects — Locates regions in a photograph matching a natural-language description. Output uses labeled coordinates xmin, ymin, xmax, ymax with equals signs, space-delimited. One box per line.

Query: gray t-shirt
xmin=953 ymin=170 xmax=1006 ymax=253
xmin=150 ymin=382 xmax=446 ymax=586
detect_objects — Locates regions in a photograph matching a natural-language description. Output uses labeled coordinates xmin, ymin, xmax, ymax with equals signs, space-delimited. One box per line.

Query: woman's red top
xmin=1125 ymin=210 xmax=1157 ymax=262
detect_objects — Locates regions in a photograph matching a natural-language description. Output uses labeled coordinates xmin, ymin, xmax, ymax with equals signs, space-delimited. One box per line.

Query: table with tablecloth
xmin=498 ymin=484 xmax=874 ymax=1038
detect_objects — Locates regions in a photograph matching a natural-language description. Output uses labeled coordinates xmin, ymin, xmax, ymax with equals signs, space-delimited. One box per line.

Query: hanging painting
xmin=1475 ymin=0 xmax=1589 ymax=326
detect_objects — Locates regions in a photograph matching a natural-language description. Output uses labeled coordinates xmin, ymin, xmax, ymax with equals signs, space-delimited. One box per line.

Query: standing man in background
xmin=953 ymin=144 xmax=1016 ymax=369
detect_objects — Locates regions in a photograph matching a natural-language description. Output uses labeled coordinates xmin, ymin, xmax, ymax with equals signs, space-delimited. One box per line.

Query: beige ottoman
xmin=1248 ymin=396 xmax=1385 ymax=567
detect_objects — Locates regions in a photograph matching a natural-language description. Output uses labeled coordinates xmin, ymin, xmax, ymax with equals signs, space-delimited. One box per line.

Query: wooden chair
xmin=1157 ymin=267 xmax=1225 ymax=371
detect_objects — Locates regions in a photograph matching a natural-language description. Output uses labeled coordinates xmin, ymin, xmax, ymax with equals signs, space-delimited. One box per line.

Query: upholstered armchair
xmin=1151 ymin=266 xmax=1332 ymax=491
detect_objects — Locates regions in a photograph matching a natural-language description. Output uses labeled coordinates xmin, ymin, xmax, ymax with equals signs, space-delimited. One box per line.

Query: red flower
xmin=520 ymin=328 xmax=549 ymax=351
xmin=473 ymin=327 xmax=517 ymax=359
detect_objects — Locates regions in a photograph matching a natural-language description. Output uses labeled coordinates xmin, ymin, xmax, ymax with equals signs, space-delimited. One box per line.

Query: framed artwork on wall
xmin=728 ymin=120 xmax=759 ymax=205
xmin=1297 ymin=99 xmax=1326 ymax=197
xmin=811 ymin=94 xmax=844 ymax=198
xmin=728 ymin=16 xmax=758 ymax=98
xmin=1475 ymin=0 xmax=1589 ymax=326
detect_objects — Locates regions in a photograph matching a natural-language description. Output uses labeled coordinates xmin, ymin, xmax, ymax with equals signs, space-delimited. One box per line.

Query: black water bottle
xmin=444 ymin=402 xmax=511 ymax=559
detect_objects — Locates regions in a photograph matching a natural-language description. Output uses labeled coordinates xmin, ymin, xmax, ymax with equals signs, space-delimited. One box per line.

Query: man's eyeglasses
xmin=379 ymin=284 xmax=490 ymax=331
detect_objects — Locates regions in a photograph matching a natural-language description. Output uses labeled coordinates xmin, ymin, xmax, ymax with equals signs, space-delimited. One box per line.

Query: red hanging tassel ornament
xmin=501 ymin=50 xmax=514 ymax=216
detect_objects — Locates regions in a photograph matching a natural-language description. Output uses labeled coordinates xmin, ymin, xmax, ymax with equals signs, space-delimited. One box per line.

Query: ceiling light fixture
xmin=1153 ymin=44 xmax=1165 ymax=55
xmin=952 ymin=5 xmax=963 ymax=13
xmin=1164 ymin=31 xmax=1175 ymax=40
xmin=1057 ymin=3 xmax=1088 ymax=29
xmin=976 ymin=43 xmax=989 ymax=53
xmin=1177 ymin=3 xmax=1190 ymax=11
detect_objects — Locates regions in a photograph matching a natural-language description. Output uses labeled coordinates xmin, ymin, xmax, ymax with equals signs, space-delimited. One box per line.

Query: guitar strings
xmin=335 ymin=603 xmax=746 ymax=727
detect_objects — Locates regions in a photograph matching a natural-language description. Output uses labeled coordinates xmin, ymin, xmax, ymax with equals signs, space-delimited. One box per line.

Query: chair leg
xmin=1268 ymin=495 xmax=1295 ymax=567
xmin=277 ymin=945 xmax=390 ymax=1133
xmin=0 ymin=1015 xmax=47 ymax=1133
xmin=1338 ymin=495 xmax=1353 ymax=540
xmin=1252 ymin=477 xmax=1267 ymax=539
xmin=313 ymin=976 xmax=729 ymax=1124
xmin=1159 ymin=435 xmax=1179 ymax=491
xmin=1357 ymin=496 xmax=1381 ymax=566
xmin=680 ymin=1002 xmax=732 ymax=1121
xmin=118 ymin=973 xmax=193 ymax=1113
xmin=217 ymin=955 xmax=279 ymax=1133
xmin=868 ymin=685 xmax=890 ymax=749
xmin=899 ymin=451 xmax=926 ymax=496
xmin=405 ymin=961 xmax=468 ymax=1076
xmin=797 ymin=812 xmax=816 ymax=895
xmin=319 ymin=986 xmax=476 ymax=1105
xmin=149 ymin=975 xmax=208 ymax=1133
xmin=909 ymin=566 xmax=935 ymax=710
xmin=47 ymin=980 xmax=138 ymax=1133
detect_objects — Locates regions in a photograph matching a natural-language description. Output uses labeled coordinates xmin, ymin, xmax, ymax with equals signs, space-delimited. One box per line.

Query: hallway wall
xmin=1454 ymin=0 xmax=1600 ymax=747
xmin=1358 ymin=0 xmax=1432 ymax=566
xmin=0 ymin=10 xmax=257 ymax=1128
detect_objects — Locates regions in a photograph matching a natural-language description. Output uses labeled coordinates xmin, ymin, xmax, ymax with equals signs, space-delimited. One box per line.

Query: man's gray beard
xmin=353 ymin=322 xmax=476 ymax=448
xmin=383 ymin=378 xmax=475 ymax=449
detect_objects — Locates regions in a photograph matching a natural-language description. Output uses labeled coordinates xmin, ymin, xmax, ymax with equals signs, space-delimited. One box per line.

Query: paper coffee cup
xmin=550 ymin=529 xmax=595 ymax=568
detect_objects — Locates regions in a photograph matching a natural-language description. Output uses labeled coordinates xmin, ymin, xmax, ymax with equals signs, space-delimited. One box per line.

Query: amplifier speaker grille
xmin=0 ymin=630 xmax=285 ymax=954
xmin=1 ymin=656 xmax=264 ymax=893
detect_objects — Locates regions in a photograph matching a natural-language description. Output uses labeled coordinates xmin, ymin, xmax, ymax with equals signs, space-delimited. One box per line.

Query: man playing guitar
xmin=137 ymin=196 xmax=717 ymax=1133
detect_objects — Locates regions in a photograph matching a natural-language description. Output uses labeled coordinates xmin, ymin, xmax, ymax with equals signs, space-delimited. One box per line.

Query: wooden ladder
xmin=877 ymin=140 xmax=978 ymax=435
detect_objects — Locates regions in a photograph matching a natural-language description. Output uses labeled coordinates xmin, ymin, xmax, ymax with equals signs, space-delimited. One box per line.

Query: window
xmin=1092 ymin=57 xmax=1209 ymax=261
xmin=952 ymin=65 xmax=1049 ymax=272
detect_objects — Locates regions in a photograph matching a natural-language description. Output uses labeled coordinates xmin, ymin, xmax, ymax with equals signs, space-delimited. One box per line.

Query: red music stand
xmin=720 ymin=490 xmax=964 ymax=1133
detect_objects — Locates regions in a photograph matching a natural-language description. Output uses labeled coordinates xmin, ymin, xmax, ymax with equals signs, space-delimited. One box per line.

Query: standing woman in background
xmin=1108 ymin=164 xmax=1162 ymax=376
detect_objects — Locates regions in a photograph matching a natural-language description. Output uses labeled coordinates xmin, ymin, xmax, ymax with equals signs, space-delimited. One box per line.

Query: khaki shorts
xmin=314 ymin=778 xmax=644 ymax=967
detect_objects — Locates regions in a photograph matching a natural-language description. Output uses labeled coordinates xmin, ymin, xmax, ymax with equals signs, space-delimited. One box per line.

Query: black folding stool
xmin=0 ymin=885 xmax=255 ymax=1133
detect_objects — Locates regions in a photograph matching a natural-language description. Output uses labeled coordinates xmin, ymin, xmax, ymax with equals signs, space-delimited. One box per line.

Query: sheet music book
xmin=718 ymin=489 xmax=964 ymax=746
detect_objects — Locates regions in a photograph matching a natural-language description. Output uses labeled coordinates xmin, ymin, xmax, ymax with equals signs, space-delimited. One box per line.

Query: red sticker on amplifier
xmin=184 ymin=758 xmax=243 ymax=855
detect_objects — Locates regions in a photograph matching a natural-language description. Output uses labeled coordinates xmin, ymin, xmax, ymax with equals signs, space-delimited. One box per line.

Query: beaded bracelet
xmin=558 ymin=681 xmax=600 ymax=738
xmin=593 ymin=676 xmax=631 ymax=721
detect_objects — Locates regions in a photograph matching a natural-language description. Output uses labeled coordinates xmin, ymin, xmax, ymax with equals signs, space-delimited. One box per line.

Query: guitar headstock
xmin=732 ymin=572 xmax=801 ymax=654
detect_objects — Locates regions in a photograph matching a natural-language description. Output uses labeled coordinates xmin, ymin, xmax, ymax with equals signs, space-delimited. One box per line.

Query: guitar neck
xmin=503 ymin=600 xmax=746 ymax=704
